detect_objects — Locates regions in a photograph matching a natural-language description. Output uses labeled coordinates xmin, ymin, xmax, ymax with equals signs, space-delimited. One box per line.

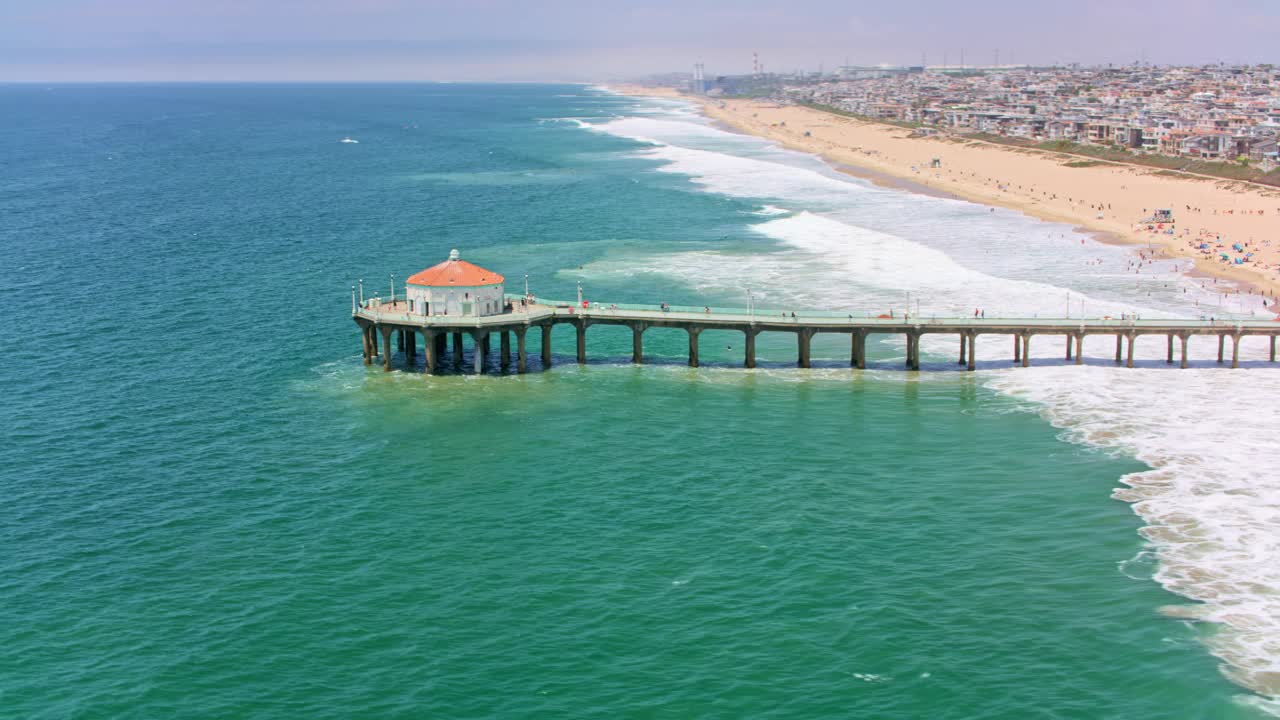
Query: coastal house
xmin=404 ymin=249 xmax=506 ymax=317
xmin=1243 ymin=137 xmax=1278 ymax=162
xmin=1180 ymin=132 xmax=1233 ymax=160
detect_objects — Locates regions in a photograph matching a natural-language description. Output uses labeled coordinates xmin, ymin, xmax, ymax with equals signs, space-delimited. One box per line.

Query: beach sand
xmin=611 ymin=85 xmax=1280 ymax=301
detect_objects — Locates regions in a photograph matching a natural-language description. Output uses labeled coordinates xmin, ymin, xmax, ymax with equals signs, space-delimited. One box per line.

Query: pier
xmin=353 ymin=294 xmax=1280 ymax=373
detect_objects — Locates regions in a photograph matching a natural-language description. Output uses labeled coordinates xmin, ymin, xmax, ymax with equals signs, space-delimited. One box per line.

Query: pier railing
xmin=517 ymin=295 xmax=1275 ymax=329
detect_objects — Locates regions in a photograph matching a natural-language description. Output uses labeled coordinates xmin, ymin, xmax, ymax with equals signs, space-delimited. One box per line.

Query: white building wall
xmin=406 ymin=283 xmax=505 ymax=317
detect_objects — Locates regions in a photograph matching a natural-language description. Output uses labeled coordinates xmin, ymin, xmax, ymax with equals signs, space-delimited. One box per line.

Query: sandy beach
xmin=612 ymin=85 xmax=1280 ymax=301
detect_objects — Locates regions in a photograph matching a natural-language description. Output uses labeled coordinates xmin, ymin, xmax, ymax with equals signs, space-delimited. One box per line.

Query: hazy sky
xmin=2 ymin=0 xmax=1277 ymax=81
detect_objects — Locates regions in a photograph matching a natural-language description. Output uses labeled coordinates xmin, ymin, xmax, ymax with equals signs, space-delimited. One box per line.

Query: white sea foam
xmin=571 ymin=98 xmax=1280 ymax=707
xmin=987 ymin=366 xmax=1280 ymax=697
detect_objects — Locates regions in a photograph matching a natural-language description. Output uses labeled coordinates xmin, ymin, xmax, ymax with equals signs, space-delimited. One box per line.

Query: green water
xmin=0 ymin=83 xmax=1260 ymax=718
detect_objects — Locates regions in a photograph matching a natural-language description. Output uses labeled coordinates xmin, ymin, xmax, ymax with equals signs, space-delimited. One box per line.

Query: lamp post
xmin=351 ymin=285 xmax=356 ymax=314
xmin=577 ymin=281 xmax=583 ymax=308
xmin=358 ymin=279 xmax=364 ymax=305
xmin=390 ymin=273 xmax=396 ymax=304
xmin=524 ymin=274 xmax=529 ymax=297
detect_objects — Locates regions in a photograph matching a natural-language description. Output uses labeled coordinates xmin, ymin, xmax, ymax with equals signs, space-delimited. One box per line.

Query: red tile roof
xmin=407 ymin=258 xmax=504 ymax=287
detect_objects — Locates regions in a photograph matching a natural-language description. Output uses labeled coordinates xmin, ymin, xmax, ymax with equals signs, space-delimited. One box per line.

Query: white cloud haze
xmin=1 ymin=0 xmax=1276 ymax=81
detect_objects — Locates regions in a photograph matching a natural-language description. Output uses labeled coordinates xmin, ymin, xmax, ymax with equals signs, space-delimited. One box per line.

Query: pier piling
xmin=1218 ymin=335 xmax=1225 ymax=363
xmin=967 ymin=333 xmax=976 ymax=371
xmin=1180 ymin=334 xmax=1188 ymax=369
xmin=500 ymin=331 xmax=511 ymax=369
xmin=1167 ymin=334 xmax=1173 ymax=364
xmin=1115 ymin=334 xmax=1122 ymax=363
xmin=516 ymin=329 xmax=528 ymax=374
xmin=632 ymin=324 xmax=645 ymax=364
xmin=798 ymin=330 xmax=812 ymax=368
xmin=746 ymin=330 xmax=757 ymax=368
xmin=1232 ymin=335 xmax=1240 ymax=369
xmin=1021 ymin=334 xmax=1030 ymax=368
xmin=452 ymin=332 xmax=463 ymax=367
xmin=541 ymin=325 xmax=553 ymax=368
xmin=959 ymin=334 xmax=967 ymax=366
xmin=576 ymin=323 xmax=586 ymax=365
xmin=381 ymin=327 xmax=392 ymax=371
xmin=1126 ymin=334 xmax=1135 ymax=368
xmin=688 ymin=327 xmax=701 ymax=367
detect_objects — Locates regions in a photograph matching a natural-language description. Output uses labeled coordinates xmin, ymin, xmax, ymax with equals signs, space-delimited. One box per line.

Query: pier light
xmin=359 ymin=279 xmax=364 ymax=304
xmin=390 ymin=273 xmax=395 ymax=303
xmin=351 ymin=285 xmax=356 ymax=314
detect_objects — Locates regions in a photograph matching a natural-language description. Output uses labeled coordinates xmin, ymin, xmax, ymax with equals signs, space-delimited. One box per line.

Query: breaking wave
xmin=572 ymin=96 xmax=1280 ymax=709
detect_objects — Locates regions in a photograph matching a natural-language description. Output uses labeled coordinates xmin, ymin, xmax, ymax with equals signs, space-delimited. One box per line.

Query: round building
xmin=405 ymin=249 xmax=506 ymax=317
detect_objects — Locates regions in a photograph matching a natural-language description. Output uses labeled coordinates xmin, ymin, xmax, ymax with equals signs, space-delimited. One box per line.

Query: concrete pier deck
xmin=353 ymin=294 xmax=1280 ymax=373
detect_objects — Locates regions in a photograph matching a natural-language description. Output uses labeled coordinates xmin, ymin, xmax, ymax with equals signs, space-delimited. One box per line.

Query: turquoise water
xmin=0 ymin=84 xmax=1266 ymax=717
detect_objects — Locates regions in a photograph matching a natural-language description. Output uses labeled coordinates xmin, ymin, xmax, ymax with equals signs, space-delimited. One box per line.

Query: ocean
xmin=1 ymin=83 xmax=1277 ymax=718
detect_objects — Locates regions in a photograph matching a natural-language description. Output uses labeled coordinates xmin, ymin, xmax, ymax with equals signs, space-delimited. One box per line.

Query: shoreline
xmin=606 ymin=83 xmax=1280 ymax=709
xmin=609 ymin=85 xmax=1280 ymax=302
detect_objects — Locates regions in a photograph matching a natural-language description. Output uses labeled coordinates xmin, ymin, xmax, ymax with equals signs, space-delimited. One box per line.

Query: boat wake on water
xmin=574 ymin=91 xmax=1280 ymax=710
